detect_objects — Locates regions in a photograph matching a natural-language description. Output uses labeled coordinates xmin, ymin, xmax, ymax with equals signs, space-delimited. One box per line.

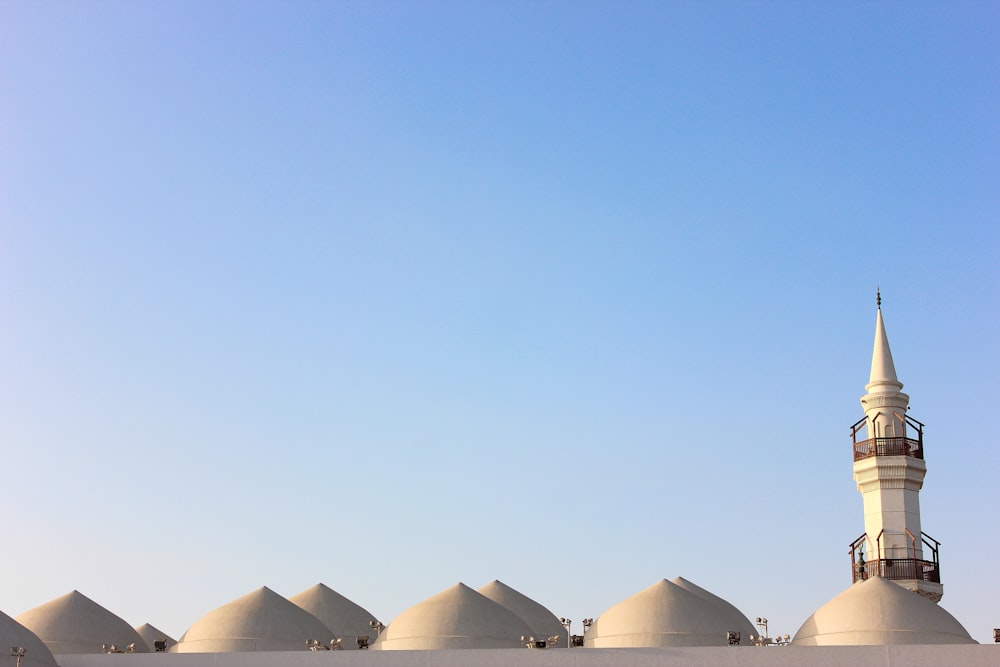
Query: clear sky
xmin=1 ymin=0 xmax=998 ymax=645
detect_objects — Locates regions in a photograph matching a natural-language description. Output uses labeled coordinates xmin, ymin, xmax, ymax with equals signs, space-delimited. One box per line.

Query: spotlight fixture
xmin=369 ymin=620 xmax=385 ymax=637
xmin=994 ymin=628 xmax=1000 ymax=644
xmin=356 ymin=635 xmax=370 ymax=650
xmin=153 ymin=640 xmax=167 ymax=652
xmin=582 ymin=618 xmax=594 ymax=632
xmin=727 ymin=631 xmax=741 ymax=645
xmin=10 ymin=647 xmax=26 ymax=667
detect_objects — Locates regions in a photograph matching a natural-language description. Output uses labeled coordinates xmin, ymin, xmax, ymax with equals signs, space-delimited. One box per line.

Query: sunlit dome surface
xmin=476 ymin=580 xmax=566 ymax=646
xmin=16 ymin=590 xmax=150 ymax=654
xmin=793 ymin=576 xmax=976 ymax=646
xmin=670 ymin=577 xmax=756 ymax=641
xmin=288 ymin=583 xmax=377 ymax=650
xmin=371 ymin=582 xmax=534 ymax=650
xmin=134 ymin=622 xmax=176 ymax=652
xmin=584 ymin=579 xmax=744 ymax=647
xmin=173 ymin=586 xmax=332 ymax=653
xmin=0 ymin=609 xmax=59 ymax=667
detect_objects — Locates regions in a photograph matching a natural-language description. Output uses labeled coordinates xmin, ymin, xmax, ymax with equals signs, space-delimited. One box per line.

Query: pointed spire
xmin=868 ymin=291 xmax=900 ymax=388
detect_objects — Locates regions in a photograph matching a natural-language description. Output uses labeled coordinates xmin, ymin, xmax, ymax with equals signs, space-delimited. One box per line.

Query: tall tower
xmin=848 ymin=292 xmax=942 ymax=602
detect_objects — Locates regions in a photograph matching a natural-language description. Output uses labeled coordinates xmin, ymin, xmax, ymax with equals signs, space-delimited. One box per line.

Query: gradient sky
xmin=1 ymin=0 xmax=998 ymax=645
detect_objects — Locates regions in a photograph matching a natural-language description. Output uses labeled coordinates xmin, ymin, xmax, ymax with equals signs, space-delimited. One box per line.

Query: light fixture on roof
xmin=356 ymin=635 xmax=370 ymax=650
xmin=153 ymin=640 xmax=167 ymax=652
xmin=306 ymin=639 xmax=329 ymax=652
xmin=10 ymin=647 xmax=25 ymax=667
xmin=581 ymin=618 xmax=594 ymax=633
xmin=994 ymin=628 xmax=1000 ymax=643
xmin=559 ymin=618 xmax=571 ymax=648
xmin=521 ymin=635 xmax=554 ymax=649
xmin=727 ymin=631 xmax=741 ymax=645
xmin=369 ymin=620 xmax=385 ymax=637
xmin=749 ymin=618 xmax=790 ymax=646
xmin=754 ymin=617 xmax=769 ymax=645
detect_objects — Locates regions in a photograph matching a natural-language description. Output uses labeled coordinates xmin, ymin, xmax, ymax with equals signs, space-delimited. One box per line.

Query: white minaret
xmin=849 ymin=291 xmax=943 ymax=602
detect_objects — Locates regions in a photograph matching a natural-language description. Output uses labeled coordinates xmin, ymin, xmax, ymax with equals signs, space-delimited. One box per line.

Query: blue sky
xmin=1 ymin=0 xmax=998 ymax=644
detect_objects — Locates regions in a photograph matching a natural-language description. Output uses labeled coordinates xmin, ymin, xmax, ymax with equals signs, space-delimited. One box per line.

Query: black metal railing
xmin=854 ymin=558 xmax=940 ymax=583
xmin=850 ymin=413 xmax=925 ymax=462
xmin=849 ymin=531 xmax=941 ymax=585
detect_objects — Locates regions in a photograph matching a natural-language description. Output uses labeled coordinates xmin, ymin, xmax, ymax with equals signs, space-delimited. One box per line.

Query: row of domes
xmin=3 ymin=575 xmax=976 ymax=662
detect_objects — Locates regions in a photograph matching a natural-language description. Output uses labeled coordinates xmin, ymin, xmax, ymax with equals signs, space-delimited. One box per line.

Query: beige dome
xmin=477 ymin=580 xmax=566 ymax=646
xmin=793 ymin=576 xmax=976 ymax=646
xmin=584 ymin=579 xmax=743 ymax=647
xmin=0 ymin=609 xmax=59 ymax=667
xmin=670 ymin=577 xmax=756 ymax=641
xmin=16 ymin=590 xmax=150 ymax=654
xmin=173 ymin=586 xmax=332 ymax=653
xmin=288 ymin=583 xmax=377 ymax=649
xmin=372 ymin=582 xmax=534 ymax=650
xmin=134 ymin=622 xmax=176 ymax=652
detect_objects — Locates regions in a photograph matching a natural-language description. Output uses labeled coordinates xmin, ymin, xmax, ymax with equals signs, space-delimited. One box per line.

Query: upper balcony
xmin=853 ymin=436 xmax=922 ymax=462
xmin=850 ymin=414 xmax=924 ymax=462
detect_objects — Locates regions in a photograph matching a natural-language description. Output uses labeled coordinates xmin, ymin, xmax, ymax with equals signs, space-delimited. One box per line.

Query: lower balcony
xmin=852 ymin=558 xmax=940 ymax=584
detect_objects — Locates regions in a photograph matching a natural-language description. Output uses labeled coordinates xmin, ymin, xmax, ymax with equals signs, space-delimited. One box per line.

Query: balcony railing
xmin=853 ymin=436 xmax=923 ymax=462
xmin=853 ymin=558 xmax=940 ymax=584
xmin=849 ymin=531 xmax=941 ymax=585
xmin=850 ymin=413 xmax=925 ymax=462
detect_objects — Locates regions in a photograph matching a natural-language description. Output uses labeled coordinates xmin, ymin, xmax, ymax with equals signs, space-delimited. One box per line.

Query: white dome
xmin=288 ymin=583 xmax=377 ymax=650
xmin=134 ymin=622 xmax=176 ymax=652
xmin=372 ymin=582 xmax=534 ymax=650
xmin=0 ymin=609 xmax=59 ymax=667
xmin=173 ymin=586 xmax=332 ymax=652
xmin=793 ymin=576 xmax=976 ymax=645
xmin=16 ymin=590 xmax=150 ymax=654
xmin=585 ymin=579 xmax=743 ymax=647
xmin=477 ymin=580 xmax=566 ymax=646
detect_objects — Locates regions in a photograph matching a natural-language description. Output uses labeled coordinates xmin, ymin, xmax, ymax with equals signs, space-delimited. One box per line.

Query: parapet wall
xmin=55 ymin=645 xmax=1000 ymax=667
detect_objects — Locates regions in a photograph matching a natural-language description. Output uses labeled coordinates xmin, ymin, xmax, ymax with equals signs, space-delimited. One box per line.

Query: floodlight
xmin=306 ymin=639 xmax=329 ymax=652
xmin=727 ymin=631 xmax=741 ymax=645
xmin=571 ymin=635 xmax=584 ymax=647
xmin=356 ymin=635 xmax=370 ymax=649
xmin=153 ymin=640 xmax=167 ymax=652
xmin=994 ymin=628 xmax=1000 ymax=644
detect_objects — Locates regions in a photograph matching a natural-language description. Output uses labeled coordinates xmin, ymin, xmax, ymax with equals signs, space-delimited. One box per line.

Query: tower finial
xmin=876 ymin=287 xmax=881 ymax=309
